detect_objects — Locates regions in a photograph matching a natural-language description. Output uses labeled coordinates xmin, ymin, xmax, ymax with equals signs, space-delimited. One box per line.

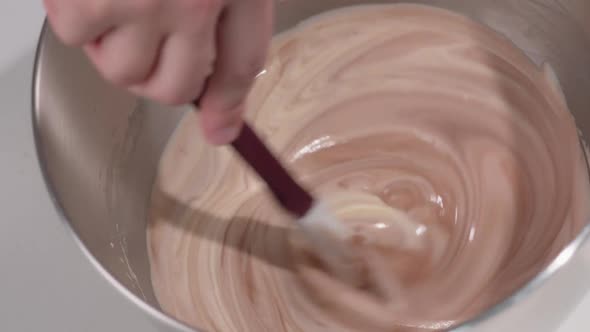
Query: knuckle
xmin=114 ymin=59 xmax=154 ymax=85
xmin=131 ymin=0 xmax=161 ymax=15
xmin=96 ymin=61 xmax=135 ymax=86
xmin=83 ymin=1 xmax=112 ymax=22
xmin=180 ymin=0 xmax=222 ymax=14
xmin=43 ymin=1 xmax=83 ymax=45
xmin=93 ymin=50 xmax=156 ymax=86
xmin=50 ymin=23 xmax=84 ymax=46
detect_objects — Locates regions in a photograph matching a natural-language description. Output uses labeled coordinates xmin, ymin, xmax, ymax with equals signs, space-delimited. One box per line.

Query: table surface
xmin=1 ymin=3 xmax=588 ymax=331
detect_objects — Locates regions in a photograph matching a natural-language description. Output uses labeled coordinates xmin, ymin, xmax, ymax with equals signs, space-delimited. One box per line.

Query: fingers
xmin=129 ymin=24 xmax=219 ymax=105
xmin=45 ymin=0 xmax=275 ymax=147
xmin=199 ymin=0 xmax=274 ymax=145
xmin=44 ymin=0 xmax=147 ymax=46
xmin=84 ymin=23 xmax=163 ymax=85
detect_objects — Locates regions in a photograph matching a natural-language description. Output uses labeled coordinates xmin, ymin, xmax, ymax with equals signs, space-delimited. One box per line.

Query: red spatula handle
xmin=230 ymin=123 xmax=313 ymax=217
xmin=193 ymin=100 xmax=313 ymax=217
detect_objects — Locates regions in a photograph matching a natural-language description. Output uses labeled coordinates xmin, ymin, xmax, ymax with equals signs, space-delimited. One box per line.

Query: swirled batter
xmin=147 ymin=4 xmax=590 ymax=331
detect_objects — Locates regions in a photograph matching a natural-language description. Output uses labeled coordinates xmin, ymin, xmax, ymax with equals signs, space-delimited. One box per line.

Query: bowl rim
xmin=31 ymin=18 xmax=590 ymax=332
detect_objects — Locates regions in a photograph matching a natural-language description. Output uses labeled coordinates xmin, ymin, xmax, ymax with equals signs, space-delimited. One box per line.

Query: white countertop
xmin=0 ymin=3 xmax=587 ymax=331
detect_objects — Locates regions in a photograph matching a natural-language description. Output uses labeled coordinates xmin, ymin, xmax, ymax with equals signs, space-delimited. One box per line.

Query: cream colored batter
xmin=147 ymin=4 xmax=590 ymax=331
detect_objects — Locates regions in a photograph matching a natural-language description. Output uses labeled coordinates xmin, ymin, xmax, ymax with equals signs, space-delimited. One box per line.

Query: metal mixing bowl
xmin=32 ymin=1 xmax=590 ymax=331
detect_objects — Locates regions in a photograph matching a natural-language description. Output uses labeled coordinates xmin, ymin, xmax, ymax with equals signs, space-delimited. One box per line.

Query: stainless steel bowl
xmin=32 ymin=1 xmax=590 ymax=331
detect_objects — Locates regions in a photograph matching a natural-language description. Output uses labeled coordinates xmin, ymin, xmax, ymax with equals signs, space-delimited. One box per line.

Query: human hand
xmin=43 ymin=0 xmax=274 ymax=145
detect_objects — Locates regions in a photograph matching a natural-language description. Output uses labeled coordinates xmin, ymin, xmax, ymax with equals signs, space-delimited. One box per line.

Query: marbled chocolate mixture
xmin=147 ymin=4 xmax=590 ymax=331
